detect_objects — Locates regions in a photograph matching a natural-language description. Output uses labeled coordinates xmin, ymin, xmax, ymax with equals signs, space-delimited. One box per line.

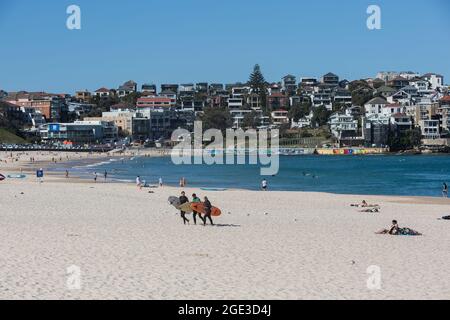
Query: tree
xmin=288 ymin=103 xmax=311 ymax=122
xmin=352 ymin=88 xmax=373 ymax=106
xmin=199 ymin=107 xmax=233 ymax=133
xmin=311 ymin=105 xmax=331 ymax=127
xmin=388 ymin=128 xmax=422 ymax=151
xmin=241 ymin=111 xmax=259 ymax=129
xmin=121 ymin=92 xmax=141 ymax=106
xmin=248 ymin=64 xmax=268 ymax=114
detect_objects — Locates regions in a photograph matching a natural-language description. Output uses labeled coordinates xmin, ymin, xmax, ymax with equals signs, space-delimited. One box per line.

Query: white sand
xmin=1 ymin=170 xmax=450 ymax=300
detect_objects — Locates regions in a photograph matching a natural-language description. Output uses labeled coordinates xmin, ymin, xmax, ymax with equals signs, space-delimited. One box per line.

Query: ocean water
xmin=66 ymin=155 xmax=450 ymax=197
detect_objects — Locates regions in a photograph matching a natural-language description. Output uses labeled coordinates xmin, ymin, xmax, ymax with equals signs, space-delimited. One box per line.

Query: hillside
xmin=0 ymin=128 xmax=27 ymax=144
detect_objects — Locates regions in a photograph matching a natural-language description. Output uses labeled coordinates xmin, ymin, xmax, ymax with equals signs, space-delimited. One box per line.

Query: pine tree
xmin=248 ymin=64 xmax=268 ymax=114
xmin=249 ymin=64 xmax=266 ymax=91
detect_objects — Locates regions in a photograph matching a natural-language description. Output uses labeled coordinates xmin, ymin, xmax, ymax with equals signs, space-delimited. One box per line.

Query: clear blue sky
xmin=0 ymin=0 xmax=449 ymax=94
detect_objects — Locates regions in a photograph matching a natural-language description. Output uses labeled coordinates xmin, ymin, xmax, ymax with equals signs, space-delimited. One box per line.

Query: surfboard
xmin=179 ymin=202 xmax=194 ymax=213
xmin=200 ymin=188 xmax=228 ymax=191
xmin=7 ymin=174 xmax=26 ymax=179
xmin=190 ymin=203 xmax=222 ymax=217
xmin=168 ymin=196 xmax=181 ymax=209
xmin=0 ymin=174 xmax=5 ymax=181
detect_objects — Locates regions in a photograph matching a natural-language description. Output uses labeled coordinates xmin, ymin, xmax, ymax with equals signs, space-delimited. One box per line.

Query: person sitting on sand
xmin=203 ymin=196 xmax=214 ymax=226
xmin=376 ymin=220 xmax=423 ymax=236
xmin=191 ymin=193 xmax=202 ymax=225
xmin=376 ymin=220 xmax=400 ymax=235
xmin=179 ymin=191 xmax=190 ymax=225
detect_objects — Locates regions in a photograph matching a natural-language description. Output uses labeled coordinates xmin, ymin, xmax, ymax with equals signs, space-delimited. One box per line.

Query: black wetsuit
xmin=192 ymin=197 xmax=202 ymax=225
xmin=179 ymin=195 xmax=190 ymax=224
xmin=203 ymin=199 xmax=214 ymax=226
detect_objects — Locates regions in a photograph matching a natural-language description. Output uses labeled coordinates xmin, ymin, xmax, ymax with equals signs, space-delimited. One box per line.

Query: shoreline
xmin=2 ymin=150 xmax=450 ymax=201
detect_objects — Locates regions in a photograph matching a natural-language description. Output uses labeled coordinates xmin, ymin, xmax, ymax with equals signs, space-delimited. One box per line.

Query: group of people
xmin=94 ymin=170 xmax=108 ymax=182
xmin=179 ymin=191 xmax=214 ymax=226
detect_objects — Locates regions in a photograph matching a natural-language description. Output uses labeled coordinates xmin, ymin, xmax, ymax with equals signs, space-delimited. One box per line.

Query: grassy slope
xmin=0 ymin=128 xmax=27 ymax=144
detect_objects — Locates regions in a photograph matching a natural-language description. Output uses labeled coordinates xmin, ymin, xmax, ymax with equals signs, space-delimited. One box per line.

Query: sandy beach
xmin=1 ymin=152 xmax=450 ymax=300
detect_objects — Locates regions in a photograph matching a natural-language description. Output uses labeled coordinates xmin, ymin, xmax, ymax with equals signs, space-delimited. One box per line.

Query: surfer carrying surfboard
xmin=179 ymin=191 xmax=190 ymax=225
xmin=203 ymin=196 xmax=214 ymax=226
xmin=191 ymin=193 xmax=203 ymax=225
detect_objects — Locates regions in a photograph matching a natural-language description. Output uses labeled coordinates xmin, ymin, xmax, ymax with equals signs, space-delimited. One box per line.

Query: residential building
xmin=117 ymin=80 xmax=137 ymax=97
xmin=332 ymin=88 xmax=352 ymax=106
xmin=320 ymin=72 xmax=339 ymax=86
xmin=422 ymin=73 xmax=444 ymax=90
xmin=389 ymin=76 xmax=410 ymax=90
xmin=419 ymin=119 xmax=440 ymax=139
xmin=267 ymin=93 xmax=288 ymax=110
xmin=270 ymin=110 xmax=289 ymax=126
xmin=382 ymin=104 xmax=406 ymax=117
xmin=196 ymin=83 xmax=209 ymax=94
xmin=281 ymin=75 xmax=297 ymax=95
xmin=85 ymin=110 xmax=135 ymax=136
xmin=363 ymin=115 xmax=390 ymax=147
xmin=160 ymin=84 xmax=179 ymax=95
xmin=75 ymin=90 xmax=92 ymax=102
xmin=94 ymin=87 xmax=112 ymax=98
xmin=328 ymin=112 xmax=358 ymax=140
xmin=136 ymin=96 xmax=176 ymax=110
xmin=227 ymin=97 xmax=243 ymax=110
xmin=141 ymin=84 xmax=157 ymax=96
xmin=364 ymin=97 xmax=389 ymax=116
xmin=67 ymin=102 xmax=95 ymax=117
xmin=299 ymin=77 xmax=318 ymax=87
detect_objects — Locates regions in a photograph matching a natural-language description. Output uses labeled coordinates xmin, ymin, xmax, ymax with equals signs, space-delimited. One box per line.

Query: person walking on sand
xmin=261 ymin=179 xmax=268 ymax=191
xmin=136 ymin=176 xmax=142 ymax=189
xmin=179 ymin=191 xmax=190 ymax=225
xmin=94 ymin=172 xmax=98 ymax=183
xmin=192 ymin=193 xmax=203 ymax=225
xmin=443 ymin=182 xmax=448 ymax=198
xmin=203 ymin=196 xmax=214 ymax=226
xmin=159 ymin=177 xmax=163 ymax=187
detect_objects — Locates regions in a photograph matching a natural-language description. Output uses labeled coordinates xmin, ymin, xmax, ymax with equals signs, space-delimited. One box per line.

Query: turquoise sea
xmin=62 ymin=155 xmax=450 ymax=197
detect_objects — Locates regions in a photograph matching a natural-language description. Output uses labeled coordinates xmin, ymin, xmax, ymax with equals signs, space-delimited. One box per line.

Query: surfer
xmin=191 ymin=193 xmax=202 ymax=225
xmin=261 ymin=179 xmax=268 ymax=191
xmin=179 ymin=191 xmax=190 ymax=225
xmin=203 ymin=196 xmax=214 ymax=226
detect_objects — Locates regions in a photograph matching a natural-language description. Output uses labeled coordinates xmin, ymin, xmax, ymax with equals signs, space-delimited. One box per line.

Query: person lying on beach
xmin=359 ymin=207 xmax=379 ymax=213
xmin=376 ymin=220 xmax=422 ymax=236
xmin=351 ymin=200 xmax=379 ymax=208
